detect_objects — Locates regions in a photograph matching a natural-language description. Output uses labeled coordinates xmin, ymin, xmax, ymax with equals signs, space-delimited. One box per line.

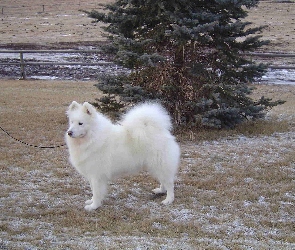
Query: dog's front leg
xmin=84 ymin=178 xmax=107 ymax=211
xmin=85 ymin=180 xmax=94 ymax=205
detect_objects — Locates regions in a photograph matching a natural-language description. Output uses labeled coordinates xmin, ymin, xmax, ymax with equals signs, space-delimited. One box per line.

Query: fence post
xmin=19 ymin=52 xmax=26 ymax=80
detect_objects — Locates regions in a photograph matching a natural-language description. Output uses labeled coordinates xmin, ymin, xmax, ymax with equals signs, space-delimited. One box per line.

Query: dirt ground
xmin=0 ymin=0 xmax=294 ymax=52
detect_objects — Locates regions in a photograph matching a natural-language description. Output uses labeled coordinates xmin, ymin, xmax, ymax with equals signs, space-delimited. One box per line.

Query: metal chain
xmin=0 ymin=125 xmax=66 ymax=149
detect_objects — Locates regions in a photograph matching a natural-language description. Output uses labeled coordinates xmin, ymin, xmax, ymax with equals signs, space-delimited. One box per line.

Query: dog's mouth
xmin=67 ymin=130 xmax=86 ymax=138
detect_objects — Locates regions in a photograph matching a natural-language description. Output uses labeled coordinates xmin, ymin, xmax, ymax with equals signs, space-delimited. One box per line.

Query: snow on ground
xmin=1 ymin=130 xmax=295 ymax=249
xmin=262 ymin=69 xmax=295 ymax=85
xmin=0 ymin=48 xmax=294 ymax=84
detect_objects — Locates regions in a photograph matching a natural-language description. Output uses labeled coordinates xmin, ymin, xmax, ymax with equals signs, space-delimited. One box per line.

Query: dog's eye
xmin=78 ymin=122 xmax=83 ymax=126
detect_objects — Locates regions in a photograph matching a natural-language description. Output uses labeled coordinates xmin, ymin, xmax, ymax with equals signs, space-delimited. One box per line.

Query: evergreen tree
xmin=86 ymin=0 xmax=284 ymax=128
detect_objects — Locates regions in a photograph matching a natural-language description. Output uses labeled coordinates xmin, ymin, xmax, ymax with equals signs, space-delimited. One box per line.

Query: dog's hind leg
xmin=161 ymin=181 xmax=174 ymax=205
xmin=85 ymin=199 xmax=93 ymax=205
xmin=84 ymin=178 xmax=107 ymax=211
xmin=155 ymin=180 xmax=175 ymax=205
xmin=152 ymin=179 xmax=175 ymax=205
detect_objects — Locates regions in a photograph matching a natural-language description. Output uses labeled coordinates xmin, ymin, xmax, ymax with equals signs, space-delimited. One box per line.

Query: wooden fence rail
xmin=245 ymin=52 xmax=295 ymax=70
xmin=0 ymin=50 xmax=103 ymax=53
xmin=245 ymin=52 xmax=295 ymax=58
xmin=0 ymin=50 xmax=294 ymax=79
xmin=0 ymin=49 xmax=112 ymax=79
xmin=1 ymin=2 xmax=102 ymax=15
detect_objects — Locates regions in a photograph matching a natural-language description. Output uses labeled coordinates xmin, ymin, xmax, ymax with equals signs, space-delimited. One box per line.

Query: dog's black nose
xmin=67 ymin=131 xmax=73 ymax=137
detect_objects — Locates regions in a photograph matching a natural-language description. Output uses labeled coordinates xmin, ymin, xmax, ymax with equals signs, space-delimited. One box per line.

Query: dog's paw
xmin=85 ymin=199 xmax=93 ymax=205
xmin=161 ymin=197 xmax=174 ymax=205
xmin=84 ymin=203 xmax=100 ymax=211
xmin=152 ymin=188 xmax=166 ymax=194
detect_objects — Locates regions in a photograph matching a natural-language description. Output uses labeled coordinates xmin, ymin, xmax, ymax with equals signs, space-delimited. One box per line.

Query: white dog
xmin=65 ymin=101 xmax=180 ymax=211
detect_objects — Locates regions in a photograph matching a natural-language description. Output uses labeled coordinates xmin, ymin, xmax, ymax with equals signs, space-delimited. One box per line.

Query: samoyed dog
xmin=65 ymin=101 xmax=180 ymax=211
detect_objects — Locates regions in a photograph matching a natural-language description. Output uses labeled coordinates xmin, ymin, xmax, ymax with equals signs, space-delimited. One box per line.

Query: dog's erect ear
xmin=68 ymin=101 xmax=80 ymax=112
xmin=82 ymin=102 xmax=95 ymax=116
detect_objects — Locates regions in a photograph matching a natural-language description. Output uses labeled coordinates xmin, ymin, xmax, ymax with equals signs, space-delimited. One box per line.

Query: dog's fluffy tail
xmin=121 ymin=102 xmax=172 ymax=135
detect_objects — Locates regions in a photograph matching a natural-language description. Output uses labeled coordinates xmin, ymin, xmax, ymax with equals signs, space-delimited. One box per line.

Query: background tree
xmin=86 ymin=0 xmax=284 ymax=129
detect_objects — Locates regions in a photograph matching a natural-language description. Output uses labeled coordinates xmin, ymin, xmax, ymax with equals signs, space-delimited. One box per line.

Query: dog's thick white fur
xmin=65 ymin=101 xmax=180 ymax=211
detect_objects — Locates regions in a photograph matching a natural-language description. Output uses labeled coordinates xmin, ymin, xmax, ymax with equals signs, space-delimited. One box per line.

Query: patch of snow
xmin=262 ymin=68 xmax=295 ymax=85
xmin=170 ymin=208 xmax=195 ymax=222
xmin=258 ymin=196 xmax=269 ymax=206
xmin=244 ymin=177 xmax=254 ymax=183
xmin=30 ymin=75 xmax=60 ymax=80
xmin=214 ymin=162 xmax=225 ymax=173
xmin=285 ymin=192 xmax=295 ymax=200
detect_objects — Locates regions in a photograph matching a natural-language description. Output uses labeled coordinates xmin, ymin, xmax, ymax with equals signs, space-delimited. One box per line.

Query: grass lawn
xmin=1 ymin=80 xmax=295 ymax=249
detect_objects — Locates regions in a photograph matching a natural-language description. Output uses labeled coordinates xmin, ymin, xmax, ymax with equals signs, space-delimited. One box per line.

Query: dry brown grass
xmin=244 ymin=1 xmax=295 ymax=52
xmin=0 ymin=0 xmax=114 ymax=45
xmin=1 ymin=0 xmax=295 ymax=248
xmin=0 ymin=0 xmax=295 ymax=52
xmin=1 ymin=79 xmax=295 ymax=249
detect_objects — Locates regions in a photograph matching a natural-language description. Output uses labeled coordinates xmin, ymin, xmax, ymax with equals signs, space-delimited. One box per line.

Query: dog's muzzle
xmin=67 ymin=131 xmax=73 ymax=137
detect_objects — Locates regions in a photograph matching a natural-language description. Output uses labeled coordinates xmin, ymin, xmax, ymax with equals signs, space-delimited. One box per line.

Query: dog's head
xmin=66 ymin=101 xmax=96 ymax=138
